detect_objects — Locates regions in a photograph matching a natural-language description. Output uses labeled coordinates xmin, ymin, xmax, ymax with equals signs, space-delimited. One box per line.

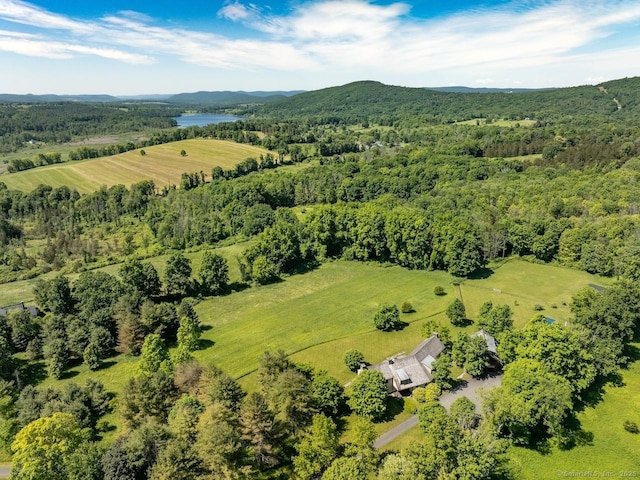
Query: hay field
xmin=0 ymin=139 xmax=270 ymax=193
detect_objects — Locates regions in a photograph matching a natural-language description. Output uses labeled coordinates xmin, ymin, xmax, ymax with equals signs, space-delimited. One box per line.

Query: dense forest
xmin=0 ymin=77 xmax=640 ymax=479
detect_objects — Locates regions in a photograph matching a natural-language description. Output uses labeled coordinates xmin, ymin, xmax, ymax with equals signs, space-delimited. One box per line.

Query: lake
xmin=173 ymin=113 xmax=243 ymax=128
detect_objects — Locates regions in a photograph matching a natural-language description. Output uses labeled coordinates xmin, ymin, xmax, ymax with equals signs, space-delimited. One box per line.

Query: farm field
xmin=0 ymin=139 xmax=271 ymax=193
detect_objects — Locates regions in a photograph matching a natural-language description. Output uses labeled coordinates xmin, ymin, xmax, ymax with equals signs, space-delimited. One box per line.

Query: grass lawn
xmin=194 ymin=261 xmax=455 ymax=384
xmin=508 ymin=345 xmax=640 ymax=478
xmin=459 ymin=259 xmax=611 ymax=328
xmin=0 ymin=139 xmax=271 ymax=193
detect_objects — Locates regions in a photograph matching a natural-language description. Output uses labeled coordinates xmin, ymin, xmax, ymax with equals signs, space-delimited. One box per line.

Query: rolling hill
xmin=256 ymin=77 xmax=640 ymax=123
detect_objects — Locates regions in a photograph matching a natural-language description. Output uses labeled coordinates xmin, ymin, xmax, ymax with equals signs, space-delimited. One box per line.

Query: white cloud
xmin=0 ymin=0 xmax=639 ymax=89
xmin=0 ymin=33 xmax=152 ymax=63
xmin=218 ymin=2 xmax=255 ymax=21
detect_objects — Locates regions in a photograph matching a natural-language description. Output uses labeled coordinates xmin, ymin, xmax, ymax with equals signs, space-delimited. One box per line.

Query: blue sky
xmin=1 ymin=0 xmax=640 ymax=95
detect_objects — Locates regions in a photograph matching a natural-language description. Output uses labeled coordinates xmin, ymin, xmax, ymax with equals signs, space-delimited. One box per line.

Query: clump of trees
xmin=373 ymin=304 xmax=402 ymax=331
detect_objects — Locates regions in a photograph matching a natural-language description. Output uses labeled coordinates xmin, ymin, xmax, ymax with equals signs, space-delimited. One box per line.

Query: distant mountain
xmin=0 ymin=93 xmax=120 ymax=103
xmin=165 ymin=90 xmax=303 ymax=105
xmin=118 ymin=94 xmax=173 ymax=101
xmin=0 ymin=90 xmax=305 ymax=105
xmin=428 ymin=86 xmax=543 ymax=93
xmin=256 ymin=78 xmax=640 ymax=122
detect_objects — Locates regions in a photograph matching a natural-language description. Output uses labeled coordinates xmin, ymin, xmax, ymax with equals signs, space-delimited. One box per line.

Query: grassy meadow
xmin=1 ymin=256 xmax=614 ymax=459
xmin=0 ymin=139 xmax=270 ymax=193
xmin=9 ymin=257 xmax=609 ymax=394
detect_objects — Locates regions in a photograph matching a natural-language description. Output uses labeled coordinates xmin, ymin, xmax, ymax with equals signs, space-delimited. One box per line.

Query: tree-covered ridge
xmin=256 ymin=77 xmax=640 ymax=124
xmin=0 ymin=103 xmax=180 ymax=153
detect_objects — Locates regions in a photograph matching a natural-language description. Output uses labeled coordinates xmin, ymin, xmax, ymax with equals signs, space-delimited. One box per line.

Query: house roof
xmin=409 ymin=335 xmax=446 ymax=362
xmin=367 ymin=334 xmax=445 ymax=392
xmin=0 ymin=302 xmax=39 ymax=318
xmin=471 ymin=329 xmax=497 ymax=354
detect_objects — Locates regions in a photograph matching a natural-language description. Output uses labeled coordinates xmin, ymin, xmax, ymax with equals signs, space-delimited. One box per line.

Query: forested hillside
xmin=1 ymin=76 xmax=640 ymax=479
xmin=257 ymin=77 xmax=640 ymax=124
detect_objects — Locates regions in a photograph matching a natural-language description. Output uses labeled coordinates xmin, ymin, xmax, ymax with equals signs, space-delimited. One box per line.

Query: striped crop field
xmin=0 ymin=139 xmax=271 ymax=193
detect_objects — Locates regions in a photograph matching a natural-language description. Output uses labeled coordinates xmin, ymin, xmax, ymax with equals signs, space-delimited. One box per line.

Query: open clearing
xmin=7 ymin=258 xmax=608 ymax=451
xmin=17 ymin=258 xmax=608 ymax=394
xmin=0 ymin=139 xmax=270 ymax=193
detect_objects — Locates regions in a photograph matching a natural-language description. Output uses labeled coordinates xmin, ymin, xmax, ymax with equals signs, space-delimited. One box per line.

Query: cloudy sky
xmin=1 ymin=0 xmax=639 ymax=95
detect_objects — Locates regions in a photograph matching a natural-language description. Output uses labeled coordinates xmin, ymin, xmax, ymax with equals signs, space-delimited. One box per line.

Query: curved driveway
xmin=375 ymin=372 xmax=503 ymax=449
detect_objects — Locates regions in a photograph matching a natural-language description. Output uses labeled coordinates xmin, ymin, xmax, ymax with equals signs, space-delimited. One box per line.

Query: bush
xmin=373 ymin=304 xmax=402 ymax=331
xmin=424 ymin=383 xmax=442 ymax=401
xmin=412 ymin=387 xmax=425 ymax=403
xmin=533 ymin=304 xmax=544 ymax=311
xmin=344 ymin=349 xmax=365 ymax=371
xmin=433 ymin=286 xmax=446 ymax=296
xmin=624 ymin=420 xmax=639 ymax=434
xmin=400 ymin=301 xmax=414 ymax=314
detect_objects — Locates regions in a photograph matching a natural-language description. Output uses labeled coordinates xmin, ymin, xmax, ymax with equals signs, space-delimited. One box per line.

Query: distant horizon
xmin=0 ymin=76 xmax=629 ymax=98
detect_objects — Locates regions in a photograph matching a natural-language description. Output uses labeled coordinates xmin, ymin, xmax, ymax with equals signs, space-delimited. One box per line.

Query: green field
xmin=0 ymin=139 xmax=271 ymax=193
xmin=19 ymin=258 xmax=607 ymax=395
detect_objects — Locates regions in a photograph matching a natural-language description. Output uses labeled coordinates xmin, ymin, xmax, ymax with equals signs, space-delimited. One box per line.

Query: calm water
xmin=173 ymin=113 xmax=243 ymax=128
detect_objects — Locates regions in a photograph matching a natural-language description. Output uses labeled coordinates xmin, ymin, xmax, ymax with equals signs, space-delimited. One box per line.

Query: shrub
xmin=412 ymin=387 xmax=426 ymax=403
xmin=433 ymin=286 xmax=446 ymax=296
xmin=624 ymin=420 xmax=639 ymax=434
xmin=400 ymin=301 xmax=414 ymax=314
xmin=424 ymin=383 xmax=442 ymax=401
xmin=344 ymin=349 xmax=365 ymax=372
xmin=533 ymin=304 xmax=544 ymax=311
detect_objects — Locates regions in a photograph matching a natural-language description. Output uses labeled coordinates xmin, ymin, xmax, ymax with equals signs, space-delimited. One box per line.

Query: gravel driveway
xmin=439 ymin=372 xmax=503 ymax=413
xmin=375 ymin=372 xmax=503 ymax=449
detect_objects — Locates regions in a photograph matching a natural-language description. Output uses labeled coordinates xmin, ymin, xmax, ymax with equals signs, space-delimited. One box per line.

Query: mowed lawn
xmin=192 ymin=259 xmax=606 ymax=385
xmin=0 ymin=139 xmax=271 ymax=193
xmin=193 ymin=262 xmax=454 ymax=382
xmin=459 ymin=259 xmax=612 ymax=328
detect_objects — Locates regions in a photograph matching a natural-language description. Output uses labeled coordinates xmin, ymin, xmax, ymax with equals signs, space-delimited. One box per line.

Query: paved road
xmin=374 ymin=372 xmax=503 ymax=449
xmin=374 ymin=414 xmax=419 ymax=449
xmin=0 ymin=465 xmax=10 ymax=478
